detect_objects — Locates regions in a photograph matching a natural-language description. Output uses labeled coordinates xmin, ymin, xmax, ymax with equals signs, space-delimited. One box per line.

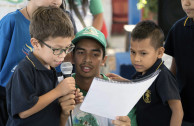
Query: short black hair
xmin=131 ymin=20 xmax=164 ymax=49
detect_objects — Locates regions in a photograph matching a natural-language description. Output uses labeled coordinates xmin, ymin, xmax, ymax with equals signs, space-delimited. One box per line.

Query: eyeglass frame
xmin=37 ymin=39 xmax=75 ymax=55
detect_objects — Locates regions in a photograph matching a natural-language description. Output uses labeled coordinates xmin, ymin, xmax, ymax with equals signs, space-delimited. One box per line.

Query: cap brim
xmin=72 ymin=34 xmax=106 ymax=49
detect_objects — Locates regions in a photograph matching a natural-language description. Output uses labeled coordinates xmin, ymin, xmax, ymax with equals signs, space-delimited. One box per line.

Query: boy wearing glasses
xmin=6 ymin=6 xmax=82 ymax=126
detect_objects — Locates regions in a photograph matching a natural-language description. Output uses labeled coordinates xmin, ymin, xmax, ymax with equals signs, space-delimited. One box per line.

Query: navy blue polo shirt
xmin=6 ymin=52 xmax=61 ymax=126
xmin=133 ymin=59 xmax=180 ymax=126
xmin=164 ymin=17 xmax=194 ymax=122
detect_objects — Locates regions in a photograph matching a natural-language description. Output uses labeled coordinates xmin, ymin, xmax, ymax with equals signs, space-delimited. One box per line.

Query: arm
xmin=90 ymin=0 xmax=104 ymax=30
xmin=59 ymin=93 xmax=75 ymax=126
xmin=59 ymin=88 xmax=83 ymax=115
xmin=60 ymin=113 xmax=69 ymax=126
xmin=168 ymin=100 xmax=183 ymax=126
xmin=170 ymin=58 xmax=176 ymax=76
xmin=106 ymin=73 xmax=130 ymax=82
xmin=19 ymin=77 xmax=76 ymax=118
xmin=112 ymin=116 xmax=131 ymax=126
xmin=59 ymin=88 xmax=83 ymax=126
xmin=92 ymin=13 xmax=103 ymax=30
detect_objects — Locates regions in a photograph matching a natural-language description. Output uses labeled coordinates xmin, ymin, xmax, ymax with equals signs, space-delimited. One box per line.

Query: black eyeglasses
xmin=38 ymin=39 xmax=75 ymax=55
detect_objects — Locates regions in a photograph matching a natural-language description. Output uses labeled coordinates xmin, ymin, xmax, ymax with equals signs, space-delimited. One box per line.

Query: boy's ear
xmin=31 ymin=38 xmax=41 ymax=49
xmin=101 ymin=55 xmax=108 ymax=66
xmin=157 ymin=47 xmax=165 ymax=58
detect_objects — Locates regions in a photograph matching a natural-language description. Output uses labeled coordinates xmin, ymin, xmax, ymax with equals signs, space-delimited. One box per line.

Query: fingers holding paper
xmin=75 ymin=88 xmax=84 ymax=104
xmin=106 ymin=73 xmax=129 ymax=82
xmin=112 ymin=116 xmax=131 ymax=126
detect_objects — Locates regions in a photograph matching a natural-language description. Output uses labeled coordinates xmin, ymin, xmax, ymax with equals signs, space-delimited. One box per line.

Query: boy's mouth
xmin=134 ymin=64 xmax=143 ymax=69
xmin=185 ymin=9 xmax=194 ymax=13
xmin=55 ymin=61 xmax=62 ymax=65
xmin=81 ymin=66 xmax=91 ymax=73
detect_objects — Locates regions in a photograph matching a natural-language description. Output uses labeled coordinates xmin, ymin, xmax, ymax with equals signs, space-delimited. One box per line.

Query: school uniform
xmin=0 ymin=9 xmax=77 ymax=125
xmin=0 ymin=86 xmax=8 ymax=126
xmin=165 ymin=16 xmax=194 ymax=123
xmin=6 ymin=52 xmax=61 ymax=126
xmin=133 ymin=59 xmax=180 ymax=126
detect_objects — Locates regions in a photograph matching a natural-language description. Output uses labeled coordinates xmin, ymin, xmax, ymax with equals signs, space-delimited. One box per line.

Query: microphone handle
xmin=63 ymin=74 xmax=71 ymax=78
xmin=70 ymin=110 xmax=73 ymax=126
xmin=63 ymin=73 xmax=73 ymax=126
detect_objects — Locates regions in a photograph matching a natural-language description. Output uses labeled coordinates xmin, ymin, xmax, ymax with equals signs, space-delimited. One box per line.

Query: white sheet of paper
xmin=80 ymin=71 xmax=159 ymax=120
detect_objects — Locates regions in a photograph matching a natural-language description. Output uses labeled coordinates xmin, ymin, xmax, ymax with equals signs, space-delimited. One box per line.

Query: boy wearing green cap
xmin=59 ymin=26 xmax=136 ymax=126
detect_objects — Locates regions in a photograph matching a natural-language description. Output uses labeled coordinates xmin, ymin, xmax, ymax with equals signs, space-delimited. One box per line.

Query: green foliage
xmin=137 ymin=0 xmax=158 ymax=13
xmin=137 ymin=0 xmax=158 ymax=20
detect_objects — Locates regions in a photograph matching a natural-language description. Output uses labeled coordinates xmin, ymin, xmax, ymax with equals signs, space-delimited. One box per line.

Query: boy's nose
xmin=51 ymin=0 xmax=60 ymax=7
xmin=134 ymin=55 xmax=141 ymax=62
xmin=83 ymin=54 xmax=92 ymax=63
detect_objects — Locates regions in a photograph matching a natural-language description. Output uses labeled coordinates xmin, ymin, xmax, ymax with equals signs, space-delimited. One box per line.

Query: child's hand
xmin=106 ymin=73 xmax=130 ymax=82
xmin=59 ymin=93 xmax=75 ymax=116
xmin=112 ymin=116 xmax=131 ymax=126
xmin=55 ymin=77 xmax=76 ymax=96
xmin=75 ymin=88 xmax=84 ymax=104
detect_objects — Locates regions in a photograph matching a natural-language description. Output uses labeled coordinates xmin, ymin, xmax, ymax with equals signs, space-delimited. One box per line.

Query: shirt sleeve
xmin=6 ymin=64 xmax=39 ymax=117
xmin=156 ymin=69 xmax=180 ymax=104
xmin=89 ymin=0 xmax=104 ymax=15
xmin=128 ymin=107 xmax=138 ymax=126
xmin=0 ymin=15 xmax=14 ymax=80
xmin=164 ymin=25 xmax=175 ymax=57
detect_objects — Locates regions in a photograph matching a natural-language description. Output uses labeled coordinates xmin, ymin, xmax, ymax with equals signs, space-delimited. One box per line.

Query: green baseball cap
xmin=72 ymin=26 xmax=107 ymax=50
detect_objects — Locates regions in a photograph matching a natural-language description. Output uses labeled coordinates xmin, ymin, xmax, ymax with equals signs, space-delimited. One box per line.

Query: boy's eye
xmin=53 ymin=48 xmax=60 ymax=51
xmin=130 ymin=50 xmax=135 ymax=54
xmin=77 ymin=51 xmax=84 ymax=54
xmin=52 ymin=48 xmax=62 ymax=54
xmin=141 ymin=52 xmax=147 ymax=55
xmin=93 ymin=53 xmax=100 ymax=57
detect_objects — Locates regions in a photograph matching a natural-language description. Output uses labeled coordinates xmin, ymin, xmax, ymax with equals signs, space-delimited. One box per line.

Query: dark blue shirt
xmin=133 ymin=59 xmax=180 ymax=126
xmin=164 ymin=17 xmax=194 ymax=122
xmin=6 ymin=52 xmax=61 ymax=126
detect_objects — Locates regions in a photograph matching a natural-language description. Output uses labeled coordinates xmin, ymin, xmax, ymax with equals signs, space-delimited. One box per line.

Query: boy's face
xmin=33 ymin=0 xmax=62 ymax=8
xmin=73 ymin=39 xmax=107 ymax=78
xmin=130 ymin=38 xmax=164 ymax=75
xmin=32 ymin=36 xmax=72 ymax=69
xmin=181 ymin=0 xmax=194 ymax=19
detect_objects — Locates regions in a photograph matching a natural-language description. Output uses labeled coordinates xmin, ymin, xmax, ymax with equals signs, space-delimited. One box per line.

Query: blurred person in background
xmin=164 ymin=0 xmax=194 ymax=125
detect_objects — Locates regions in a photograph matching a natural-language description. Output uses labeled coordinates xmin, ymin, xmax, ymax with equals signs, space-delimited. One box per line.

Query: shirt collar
xmin=184 ymin=17 xmax=194 ymax=27
xmin=26 ymin=52 xmax=55 ymax=71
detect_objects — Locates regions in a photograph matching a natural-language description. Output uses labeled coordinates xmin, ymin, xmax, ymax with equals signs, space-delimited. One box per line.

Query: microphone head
xmin=60 ymin=62 xmax=73 ymax=75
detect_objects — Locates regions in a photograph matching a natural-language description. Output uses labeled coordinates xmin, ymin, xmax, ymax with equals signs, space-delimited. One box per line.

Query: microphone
xmin=60 ymin=62 xmax=74 ymax=126
xmin=60 ymin=62 xmax=73 ymax=78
